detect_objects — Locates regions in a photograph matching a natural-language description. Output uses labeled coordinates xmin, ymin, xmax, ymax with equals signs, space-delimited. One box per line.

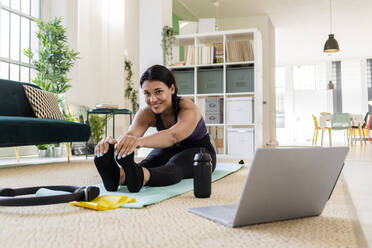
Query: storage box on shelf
xmin=170 ymin=29 xmax=262 ymax=159
xmin=172 ymin=68 xmax=194 ymax=95
xmin=227 ymin=128 xmax=255 ymax=158
xmin=226 ymin=65 xmax=254 ymax=93
xmin=226 ymin=97 xmax=254 ymax=125
xmin=197 ymin=67 xmax=223 ymax=94
xmin=202 ymin=97 xmax=224 ymax=124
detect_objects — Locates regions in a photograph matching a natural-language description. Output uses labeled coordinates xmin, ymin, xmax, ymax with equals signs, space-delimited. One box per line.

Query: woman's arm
xmin=114 ymin=99 xmax=201 ymax=158
xmin=138 ymin=98 xmax=200 ymax=148
xmin=124 ymin=107 xmax=155 ymax=138
xmin=95 ymin=107 xmax=154 ymax=156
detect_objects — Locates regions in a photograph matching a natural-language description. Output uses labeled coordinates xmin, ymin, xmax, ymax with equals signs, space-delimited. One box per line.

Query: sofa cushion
xmin=0 ymin=79 xmax=37 ymax=117
xmin=0 ymin=116 xmax=91 ymax=147
xmin=23 ymin=85 xmax=65 ymax=120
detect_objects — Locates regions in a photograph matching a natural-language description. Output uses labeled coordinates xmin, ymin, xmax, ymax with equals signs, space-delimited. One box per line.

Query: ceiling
xmin=173 ymin=0 xmax=372 ymax=65
xmin=173 ymin=0 xmax=371 ymax=28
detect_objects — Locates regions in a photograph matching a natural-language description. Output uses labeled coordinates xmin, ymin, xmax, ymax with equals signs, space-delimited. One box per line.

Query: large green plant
xmin=24 ymin=17 xmax=79 ymax=104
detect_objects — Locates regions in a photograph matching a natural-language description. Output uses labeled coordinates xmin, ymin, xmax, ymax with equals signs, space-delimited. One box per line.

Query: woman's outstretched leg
xmin=94 ymin=144 xmax=120 ymax=191
xmin=117 ymin=153 xmax=150 ymax=193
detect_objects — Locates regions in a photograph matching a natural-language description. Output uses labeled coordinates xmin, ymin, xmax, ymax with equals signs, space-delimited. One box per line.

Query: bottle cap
xmin=194 ymin=147 xmax=212 ymax=162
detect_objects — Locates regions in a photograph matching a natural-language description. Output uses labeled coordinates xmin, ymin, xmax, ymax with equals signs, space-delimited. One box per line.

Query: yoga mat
xmin=36 ymin=163 xmax=243 ymax=209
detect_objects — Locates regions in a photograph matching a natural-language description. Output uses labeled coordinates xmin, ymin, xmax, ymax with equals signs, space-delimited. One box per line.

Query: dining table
xmin=318 ymin=113 xmax=366 ymax=146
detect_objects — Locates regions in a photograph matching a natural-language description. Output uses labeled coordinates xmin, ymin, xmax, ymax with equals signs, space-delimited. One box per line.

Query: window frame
xmin=0 ymin=0 xmax=40 ymax=82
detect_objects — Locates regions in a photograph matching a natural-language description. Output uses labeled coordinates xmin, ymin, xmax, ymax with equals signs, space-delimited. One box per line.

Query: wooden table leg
xmin=358 ymin=125 xmax=363 ymax=145
xmin=14 ymin=147 xmax=19 ymax=162
xmin=66 ymin=142 xmax=71 ymax=163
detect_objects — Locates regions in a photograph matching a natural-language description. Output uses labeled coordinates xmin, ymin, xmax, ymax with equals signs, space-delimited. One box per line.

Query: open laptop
xmin=189 ymin=147 xmax=349 ymax=227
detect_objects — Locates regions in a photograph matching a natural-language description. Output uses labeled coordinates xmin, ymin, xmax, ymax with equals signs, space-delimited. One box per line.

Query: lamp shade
xmin=324 ymin=34 xmax=339 ymax=53
xmin=327 ymin=80 xmax=335 ymax=90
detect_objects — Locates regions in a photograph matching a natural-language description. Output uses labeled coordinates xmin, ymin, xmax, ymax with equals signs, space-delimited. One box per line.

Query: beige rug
xmin=0 ymin=160 xmax=367 ymax=248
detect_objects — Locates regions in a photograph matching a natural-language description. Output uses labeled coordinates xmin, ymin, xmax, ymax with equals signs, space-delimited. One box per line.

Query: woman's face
xmin=142 ymin=80 xmax=175 ymax=114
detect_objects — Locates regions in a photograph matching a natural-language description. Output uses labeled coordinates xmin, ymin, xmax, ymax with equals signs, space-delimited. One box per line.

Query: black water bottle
xmin=193 ymin=147 xmax=212 ymax=198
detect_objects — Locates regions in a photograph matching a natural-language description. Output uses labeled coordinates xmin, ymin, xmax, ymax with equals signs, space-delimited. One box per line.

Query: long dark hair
xmin=140 ymin=65 xmax=180 ymax=118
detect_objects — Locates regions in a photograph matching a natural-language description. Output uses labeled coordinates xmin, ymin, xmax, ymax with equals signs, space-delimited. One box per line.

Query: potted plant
xmin=88 ymin=114 xmax=110 ymax=145
xmin=23 ymin=17 xmax=80 ymax=108
xmin=52 ymin=143 xmax=62 ymax=157
xmin=36 ymin=144 xmax=50 ymax=157
xmin=161 ymin=25 xmax=176 ymax=66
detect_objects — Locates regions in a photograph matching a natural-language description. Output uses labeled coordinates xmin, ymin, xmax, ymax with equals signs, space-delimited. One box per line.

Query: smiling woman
xmin=93 ymin=65 xmax=216 ymax=193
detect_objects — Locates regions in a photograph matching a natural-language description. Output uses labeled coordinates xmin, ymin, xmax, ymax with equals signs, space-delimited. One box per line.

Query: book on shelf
xmin=207 ymin=126 xmax=224 ymax=150
xmin=184 ymin=45 xmax=195 ymax=65
xmin=169 ymin=61 xmax=185 ymax=67
xmin=212 ymin=42 xmax=223 ymax=56
xmin=184 ymin=44 xmax=219 ymax=65
xmin=226 ymin=40 xmax=254 ymax=62
xmin=95 ymin=103 xmax=119 ymax=109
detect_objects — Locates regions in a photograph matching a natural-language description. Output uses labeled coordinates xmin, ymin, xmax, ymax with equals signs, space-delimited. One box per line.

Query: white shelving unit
xmin=170 ymin=28 xmax=263 ymax=159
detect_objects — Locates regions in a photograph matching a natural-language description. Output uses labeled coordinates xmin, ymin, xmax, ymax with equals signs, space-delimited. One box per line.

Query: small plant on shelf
xmin=161 ymin=25 xmax=176 ymax=66
xmin=124 ymin=55 xmax=139 ymax=115
xmin=36 ymin=144 xmax=50 ymax=150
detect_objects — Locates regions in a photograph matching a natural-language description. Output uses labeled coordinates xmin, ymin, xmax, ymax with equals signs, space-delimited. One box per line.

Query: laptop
xmin=189 ymin=147 xmax=349 ymax=227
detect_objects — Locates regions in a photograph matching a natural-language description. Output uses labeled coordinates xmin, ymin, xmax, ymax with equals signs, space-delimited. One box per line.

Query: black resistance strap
xmin=0 ymin=185 xmax=99 ymax=207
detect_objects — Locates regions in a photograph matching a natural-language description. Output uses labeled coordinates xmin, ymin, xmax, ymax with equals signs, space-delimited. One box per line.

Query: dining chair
xmin=350 ymin=113 xmax=372 ymax=144
xmin=312 ymin=115 xmax=320 ymax=145
xmin=363 ymin=113 xmax=372 ymax=143
xmin=331 ymin=113 xmax=351 ymax=145
xmin=312 ymin=115 xmax=331 ymax=146
xmin=350 ymin=114 xmax=365 ymax=145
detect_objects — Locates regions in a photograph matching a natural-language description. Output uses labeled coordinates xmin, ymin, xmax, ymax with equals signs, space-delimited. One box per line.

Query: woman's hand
xmin=115 ymin=134 xmax=143 ymax=159
xmin=94 ymin=136 xmax=117 ymax=157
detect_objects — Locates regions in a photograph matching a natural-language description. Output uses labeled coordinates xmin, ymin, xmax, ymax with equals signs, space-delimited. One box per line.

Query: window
xmin=331 ymin=61 xmax=342 ymax=113
xmin=293 ymin=64 xmax=326 ymax=90
xmin=275 ymin=67 xmax=285 ymax=128
xmin=0 ymin=0 xmax=40 ymax=82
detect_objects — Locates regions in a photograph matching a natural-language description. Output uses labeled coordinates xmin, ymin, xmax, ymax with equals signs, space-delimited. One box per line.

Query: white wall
xmin=139 ymin=0 xmax=172 ymax=107
xmin=137 ymin=0 xmax=172 ymax=157
xmin=217 ymin=15 xmax=276 ymax=146
xmin=44 ymin=0 xmax=140 ymax=138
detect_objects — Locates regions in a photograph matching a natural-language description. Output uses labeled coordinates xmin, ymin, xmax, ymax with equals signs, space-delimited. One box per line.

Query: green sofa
xmin=0 ymin=79 xmax=91 ymax=159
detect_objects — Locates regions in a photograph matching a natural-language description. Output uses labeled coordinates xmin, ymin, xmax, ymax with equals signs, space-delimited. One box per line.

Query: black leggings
xmin=138 ymin=134 xmax=217 ymax=187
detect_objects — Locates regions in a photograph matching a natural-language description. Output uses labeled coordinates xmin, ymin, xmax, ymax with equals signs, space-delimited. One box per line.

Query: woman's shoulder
xmin=178 ymin=97 xmax=200 ymax=119
xmin=135 ymin=106 xmax=157 ymax=126
xmin=179 ymin=97 xmax=197 ymax=110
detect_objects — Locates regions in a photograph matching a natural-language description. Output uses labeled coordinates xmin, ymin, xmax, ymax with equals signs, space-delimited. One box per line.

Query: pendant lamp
xmin=324 ymin=0 xmax=339 ymax=53
xmin=327 ymin=80 xmax=335 ymax=90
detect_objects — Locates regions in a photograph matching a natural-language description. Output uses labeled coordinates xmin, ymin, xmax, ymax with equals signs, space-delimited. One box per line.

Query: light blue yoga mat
xmin=36 ymin=163 xmax=243 ymax=209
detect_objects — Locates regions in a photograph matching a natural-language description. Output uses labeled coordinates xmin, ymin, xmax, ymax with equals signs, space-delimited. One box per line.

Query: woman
xmin=94 ymin=65 xmax=216 ymax=192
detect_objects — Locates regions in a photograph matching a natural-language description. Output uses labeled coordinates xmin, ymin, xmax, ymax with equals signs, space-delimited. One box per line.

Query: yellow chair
xmin=312 ymin=115 xmax=331 ymax=145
